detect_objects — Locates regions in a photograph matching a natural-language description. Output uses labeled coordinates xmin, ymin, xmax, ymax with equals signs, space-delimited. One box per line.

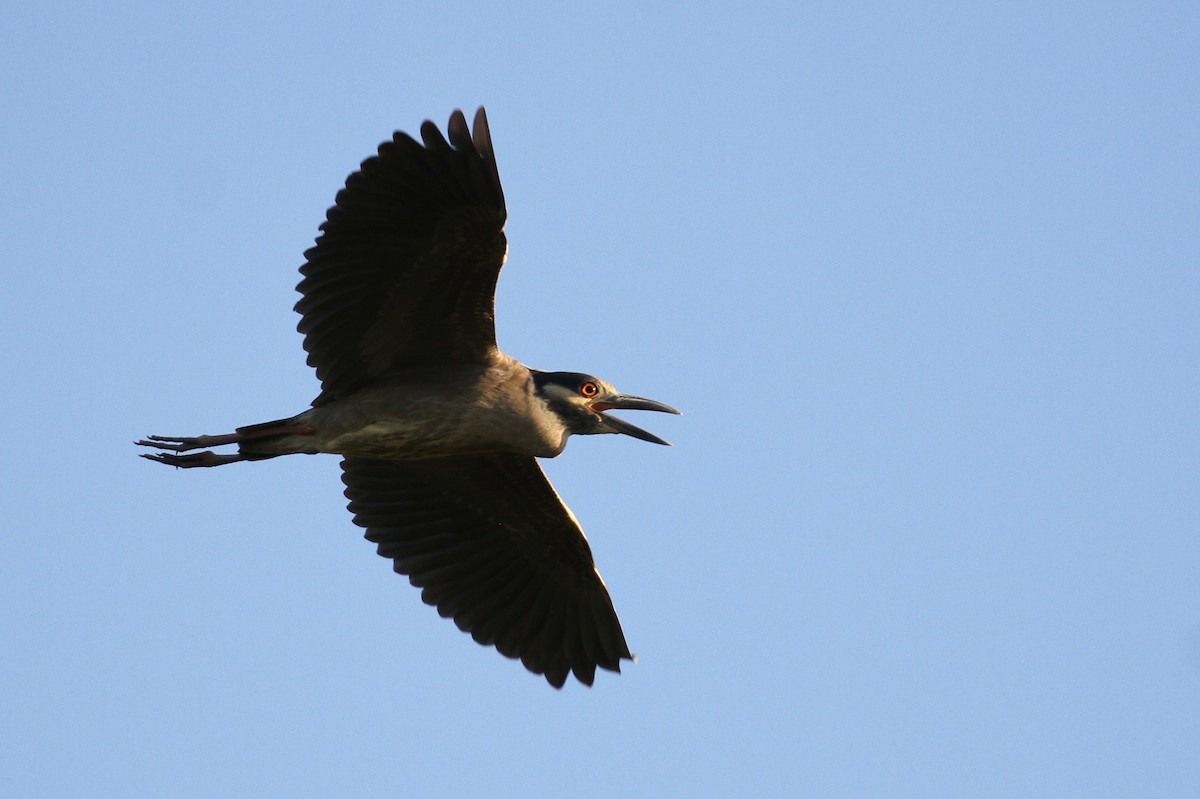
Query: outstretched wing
xmin=341 ymin=455 xmax=634 ymax=688
xmin=296 ymin=108 xmax=507 ymax=405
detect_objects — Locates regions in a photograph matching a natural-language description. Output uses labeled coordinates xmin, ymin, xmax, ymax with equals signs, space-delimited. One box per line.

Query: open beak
xmin=590 ymin=394 xmax=681 ymax=446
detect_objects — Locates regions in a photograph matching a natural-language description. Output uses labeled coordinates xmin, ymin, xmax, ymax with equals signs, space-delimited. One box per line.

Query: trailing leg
xmin=140 ymin=450 xmax=265 ymax=468
xmin=135 ymin=433 xmax=240 ymax=453
xmin=137 ymin=416 xmax=316 ymax=467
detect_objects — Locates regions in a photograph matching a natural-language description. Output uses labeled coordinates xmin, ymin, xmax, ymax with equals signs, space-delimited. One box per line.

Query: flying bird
xmin=137 ymin=108 xmax=678 ymax=688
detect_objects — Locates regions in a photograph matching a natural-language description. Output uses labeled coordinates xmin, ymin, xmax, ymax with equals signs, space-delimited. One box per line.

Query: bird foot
xmin=135 ymin=433 xmax=239 ymax=452
xmin=139 ymin=451 xmax=245 ymax=468
xmin=137 ymin=432 xmax=247 ymax=468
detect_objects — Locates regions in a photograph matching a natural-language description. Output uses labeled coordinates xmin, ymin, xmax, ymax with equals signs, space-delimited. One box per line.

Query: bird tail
xmin=234 ymin=418 xmax=305 ymax=447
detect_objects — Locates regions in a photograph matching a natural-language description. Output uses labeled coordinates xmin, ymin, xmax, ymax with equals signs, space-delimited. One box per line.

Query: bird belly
xmin=323 ymin=418 xmax=472 ymax=458
xmin=308 ymin=402 xmax=564 ymax=460
xmin=282 ymin=361 xmax=567 ymax=460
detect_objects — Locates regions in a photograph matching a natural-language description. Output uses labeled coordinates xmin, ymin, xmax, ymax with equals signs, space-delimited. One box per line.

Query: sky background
xmin=2 ymin=2 xmax=1198 ymax=796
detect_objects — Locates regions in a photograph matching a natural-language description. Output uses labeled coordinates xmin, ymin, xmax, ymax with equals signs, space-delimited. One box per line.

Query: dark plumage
xmin=138 ymin=108 xmax=678 ymax=687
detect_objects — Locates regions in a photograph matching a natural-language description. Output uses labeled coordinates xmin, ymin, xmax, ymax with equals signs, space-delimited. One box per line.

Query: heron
xmin=137 ymin=108 xmax=678 ymax=688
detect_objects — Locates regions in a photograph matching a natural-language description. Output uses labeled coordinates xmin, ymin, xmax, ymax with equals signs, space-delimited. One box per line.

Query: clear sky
xmin=2 ymin=2 xmax=1197 ymax=796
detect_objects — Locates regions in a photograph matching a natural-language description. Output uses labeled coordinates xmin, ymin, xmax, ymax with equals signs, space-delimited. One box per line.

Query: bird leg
xmin=136 ymin=432 xmax=251 ymax=468
xmin=135 ymin=433 xmax=241 ymax=452
xmin=139 ymin=450 xmax=248 ymax=468
xmin=137 ymin=424 xmax=299 ymax=467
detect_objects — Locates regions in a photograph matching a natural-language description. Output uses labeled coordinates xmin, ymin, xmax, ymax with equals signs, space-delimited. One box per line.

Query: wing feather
xmin=341 ymin=454 xmax=633 ymax=687
xmin=296 ymin=108 xmax=507 ymax=405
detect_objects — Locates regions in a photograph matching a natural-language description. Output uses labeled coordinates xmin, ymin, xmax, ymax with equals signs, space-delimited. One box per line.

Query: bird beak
xmin=590 ymin=394 xmax=681 ymax=446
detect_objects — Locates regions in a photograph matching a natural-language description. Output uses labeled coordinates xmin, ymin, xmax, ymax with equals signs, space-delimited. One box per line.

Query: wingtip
xmin=471 ymin=106 xmax=493 ymax=155
xmin=445 ymin=108 xmax=469 ymax=146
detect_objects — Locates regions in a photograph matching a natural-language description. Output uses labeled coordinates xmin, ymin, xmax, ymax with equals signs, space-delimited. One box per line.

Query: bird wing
xmin=341 ymin=454 xmax=634 ymax=688
xmin=295 ymin=108 xmax=507 ymax=405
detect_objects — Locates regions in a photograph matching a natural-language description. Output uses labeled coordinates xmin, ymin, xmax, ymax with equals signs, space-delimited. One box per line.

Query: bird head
xmin=532 ymin=371 xmax=680 ymax=445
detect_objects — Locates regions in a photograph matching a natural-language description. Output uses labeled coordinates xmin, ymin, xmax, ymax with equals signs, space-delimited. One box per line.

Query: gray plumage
xmin=137 ymin=108 xmax=678 ymax=688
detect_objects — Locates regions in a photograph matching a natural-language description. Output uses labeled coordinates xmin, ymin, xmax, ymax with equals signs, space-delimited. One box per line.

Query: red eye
xmin=580 ymin=381 xmax=599 ymax=398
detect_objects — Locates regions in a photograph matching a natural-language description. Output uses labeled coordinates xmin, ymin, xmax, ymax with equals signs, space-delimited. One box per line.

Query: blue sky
xmin=2 ymin=2 xmax=1198 ymax=796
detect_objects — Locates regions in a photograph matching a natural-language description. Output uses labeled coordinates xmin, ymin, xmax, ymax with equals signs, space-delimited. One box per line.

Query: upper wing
xmin=295 ymin=108 xmax=507 ymax=405
xmin=341 ymin=454 xmax=634 ymax=688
